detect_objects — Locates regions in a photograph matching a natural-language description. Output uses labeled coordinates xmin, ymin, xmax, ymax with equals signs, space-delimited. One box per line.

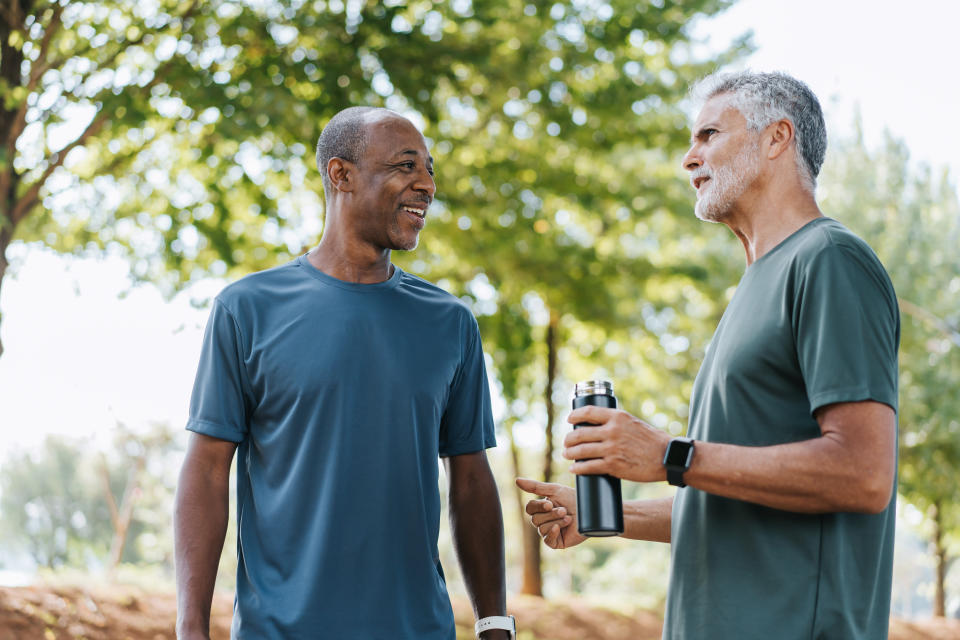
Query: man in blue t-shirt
xmin=175 ymin=108 xmax=514 ymax=639
xmin=518 ymin=72 xmax=899 ymax=639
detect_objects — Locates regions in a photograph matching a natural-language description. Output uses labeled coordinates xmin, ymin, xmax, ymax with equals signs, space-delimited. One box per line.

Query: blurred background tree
xmin=2 ymin=0 xmax=745 ymax=595
xmin=397 ymin=0 xmax=745 ymax=593
xmin=0 ymin=424 xmax=180 ymax=574
xmin=0 ymin=435 xmax=113 ymax=569
xmin=1 ymin=0 xmax=204 ymax=357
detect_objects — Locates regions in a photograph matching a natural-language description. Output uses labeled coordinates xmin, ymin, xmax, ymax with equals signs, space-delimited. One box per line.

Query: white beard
xmin=693 ymin=142 xmax=762 ymax=223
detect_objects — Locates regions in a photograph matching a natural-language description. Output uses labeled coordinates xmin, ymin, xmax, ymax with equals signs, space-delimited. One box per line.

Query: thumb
xmin=516 ymin=477 xmax=554 ymax=496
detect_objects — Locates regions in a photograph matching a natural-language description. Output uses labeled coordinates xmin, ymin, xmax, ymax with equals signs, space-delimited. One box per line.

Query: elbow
xmin=865 ymin=483 xmax=895 ymax=515
xmin=850 ymin=472 xmax=895 ymax=515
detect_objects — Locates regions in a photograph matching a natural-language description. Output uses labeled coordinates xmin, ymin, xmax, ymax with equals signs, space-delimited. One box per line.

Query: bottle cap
xmin=574 ymin=380 xmax=614 ymax=397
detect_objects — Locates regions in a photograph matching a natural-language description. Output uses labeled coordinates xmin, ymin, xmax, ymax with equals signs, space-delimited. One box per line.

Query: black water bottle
xmin=572 ymin=380 xmax=624 ymax=536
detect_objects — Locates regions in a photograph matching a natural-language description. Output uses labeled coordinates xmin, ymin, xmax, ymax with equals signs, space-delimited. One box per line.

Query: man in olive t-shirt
xmin=664 ymin=214 xmax=899 ymax=638
xmin=518 ymin=72 xmax=899 ymax=639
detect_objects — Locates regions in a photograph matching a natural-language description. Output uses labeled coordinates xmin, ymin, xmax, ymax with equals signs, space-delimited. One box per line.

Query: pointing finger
xmin=516 ymin=477 xmax=556 ymax=497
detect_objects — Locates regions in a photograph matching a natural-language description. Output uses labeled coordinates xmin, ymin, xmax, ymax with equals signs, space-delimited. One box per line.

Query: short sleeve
xmin=438 ymin=312 xmax=496 ymax=456
xmin=185 ymin=298 xmax=252 ymax=443
xmin=796 ymin=243 xmax=900 ymax=415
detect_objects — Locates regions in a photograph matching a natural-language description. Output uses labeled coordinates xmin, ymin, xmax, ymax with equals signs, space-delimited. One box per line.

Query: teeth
xmin=402 ymin=206 xmax=425 ymax=217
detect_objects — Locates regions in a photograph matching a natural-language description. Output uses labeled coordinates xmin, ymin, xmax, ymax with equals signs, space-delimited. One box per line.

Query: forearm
xmin=686 ymin=436 xmax=893 ymax=514
xmin=565 ymin=402 xmax=896 ymax=517
xmin=446 ymin=453 xmax=508 ymax=640
xmin=621 ymin=496 xmax=672 ymax=543
xmin=449 ymin=477 xmax=506 ymax=617
xmin=174 ymin=463 xmax=230 ymax=636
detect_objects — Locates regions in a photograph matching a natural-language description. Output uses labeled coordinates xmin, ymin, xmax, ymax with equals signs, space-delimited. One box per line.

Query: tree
xmin=0 ymin=425 xmax=180 ymax=574
xmin=3 ymin=0 xmax=745 ymax=593
xmin=819 ymin=126 xmax=960 ymax=618
xmin=1 ymin=0 xmax=742 ymax=356
xmin=98 ymin=423 xmax=179 ymax=573
xmin=1 ymin=0 xmax=205 ymax=357
xmin=0 ymin=435 xmax=112 ymax=568
xmin=0 ymin=424 xmax=181 ymax=572
xmin=383 ymin=1 xmax=745 ymax=594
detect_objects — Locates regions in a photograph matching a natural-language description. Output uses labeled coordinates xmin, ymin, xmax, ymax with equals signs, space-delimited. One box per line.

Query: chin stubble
xmin=694 ymin=143 xmax=762 ymax=223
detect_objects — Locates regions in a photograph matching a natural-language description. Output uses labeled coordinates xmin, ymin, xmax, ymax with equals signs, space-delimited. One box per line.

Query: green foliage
xmin=0 ymin=436 xmax=112 ymax=568
xmin=0 ymin=425 xmax=182 ymax=571
xmin=5 ymin=0 xmax=749 ymax=583
xmin=4 ymin=0 xmax=751 ymax=405
xmin=6 ymin=0 xmax=744 ymax=289
xmin=392 ymin=0 xmax=746 ymax=422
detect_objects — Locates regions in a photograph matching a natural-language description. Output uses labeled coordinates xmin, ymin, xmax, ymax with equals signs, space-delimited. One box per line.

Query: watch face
xmin=665 ymin=440 xmax=694 ymax=466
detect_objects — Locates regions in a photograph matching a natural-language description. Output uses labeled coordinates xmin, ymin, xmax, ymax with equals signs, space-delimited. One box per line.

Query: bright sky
xmin=0 ymin=0 xmax=957 ymax=460
xmin=690 ymin=0 xmax=959 ymax=179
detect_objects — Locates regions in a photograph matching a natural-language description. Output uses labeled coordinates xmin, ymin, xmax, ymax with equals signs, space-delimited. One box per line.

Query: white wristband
xmin=475 ymin=615 xmax=516 ymax=639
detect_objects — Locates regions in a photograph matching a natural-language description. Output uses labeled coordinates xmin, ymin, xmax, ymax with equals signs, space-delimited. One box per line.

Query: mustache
xmin=689 ymin=167 xmax=711 ymax=188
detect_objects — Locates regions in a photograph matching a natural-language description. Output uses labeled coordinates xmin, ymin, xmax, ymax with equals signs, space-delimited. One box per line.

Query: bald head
xmin=315 ymin=107 xmax=405 ymax=195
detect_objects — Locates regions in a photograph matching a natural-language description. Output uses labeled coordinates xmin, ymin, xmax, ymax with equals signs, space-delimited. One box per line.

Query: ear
xmin=327 ymin=157 xmax=356 ymax=193
xmin=765 ymin=118 xmax=795 ymax=161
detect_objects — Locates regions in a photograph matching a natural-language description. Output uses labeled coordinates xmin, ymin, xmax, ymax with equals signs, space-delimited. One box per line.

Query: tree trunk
xmin=541 ymin=310 xmax=559 ymax=484
xmin=0 ymin=223 xmax=13 ymax=359
xmin=932 ymin=500 xmax=946 ymax=617
xmin=100 ymin=455 xmax=146 ymax=574
xmin=517 ymin=309 xmax=561 ymax=596
xmin=505 ymin=418 xmax=544 ymax=596
xmin=519 ymin=510 xmax=543 ymax=596
xmin=0 ymin=3 xmax=24 ymax=360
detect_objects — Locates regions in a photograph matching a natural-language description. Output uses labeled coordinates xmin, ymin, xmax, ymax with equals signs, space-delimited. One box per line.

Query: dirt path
xmin=1 ymin=584 xmax=957 ymax=639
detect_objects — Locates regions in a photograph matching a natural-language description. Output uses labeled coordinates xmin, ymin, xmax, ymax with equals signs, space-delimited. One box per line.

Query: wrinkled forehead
xmin=693 ymin=93 xmax=742 ymax=127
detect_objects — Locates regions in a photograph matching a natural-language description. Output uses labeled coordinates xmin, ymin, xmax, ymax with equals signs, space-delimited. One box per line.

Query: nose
xmin=414 ymin=167 xmax=436 ymax=199
xmin=682 ymin=145 xmax=701 ymax=173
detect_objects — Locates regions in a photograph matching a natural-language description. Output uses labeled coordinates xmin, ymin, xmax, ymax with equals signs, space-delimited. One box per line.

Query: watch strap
xmin=666 ymin=467 xmax=687 ymax=488
xmin=475 ymin=615 xmax=516 ymax=639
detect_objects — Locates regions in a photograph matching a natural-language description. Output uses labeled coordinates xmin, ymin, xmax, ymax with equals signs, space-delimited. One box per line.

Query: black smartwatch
xmin=663 ymin=437 xmax=695 ymax=487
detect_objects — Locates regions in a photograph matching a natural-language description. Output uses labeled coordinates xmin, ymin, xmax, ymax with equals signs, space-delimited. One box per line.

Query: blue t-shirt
xmin=665 ymin=218 xmax=900 ymax=639
xmin=187 ymin=256 xmax=496 ymax=639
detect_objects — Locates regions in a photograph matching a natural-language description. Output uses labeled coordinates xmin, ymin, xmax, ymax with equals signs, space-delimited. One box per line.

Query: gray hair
xmin=691 ymin=71 xmax=827 ymax=192
xmin=315 ymin=106 xmax=388 ymax=194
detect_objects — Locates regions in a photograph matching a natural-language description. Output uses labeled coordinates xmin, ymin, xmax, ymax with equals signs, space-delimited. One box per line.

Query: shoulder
xmin=397 ymin=270 xmax=480 ymax=331
xmin=793 ymin=219 xmax=897 ymax=304
xmin=786 ymin=219 xmax=884 ymax=275
xmin=791 ymin=218 xmax=875 ymax=263
xmin=809 ymin=218 xmax=873 ymax=252
xmin=398 ymin=271 xmax=472 ymax=310
xmin=215 ymin=259 xmax=302 ymax=311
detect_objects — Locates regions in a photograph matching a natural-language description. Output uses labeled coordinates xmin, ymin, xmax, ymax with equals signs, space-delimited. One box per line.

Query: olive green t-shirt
xmin=664 ymin=218 xmax=900 ymax=640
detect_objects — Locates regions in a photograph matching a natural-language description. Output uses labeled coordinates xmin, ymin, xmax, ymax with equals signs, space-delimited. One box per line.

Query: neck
xmin=724 ymin=181 xmax=823 ymax=266
xmin=307 ymin=224 xmax=394 ymax=284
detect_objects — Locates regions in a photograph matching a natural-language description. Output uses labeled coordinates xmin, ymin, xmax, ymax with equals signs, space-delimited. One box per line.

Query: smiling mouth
xmin=401 ymin=205 xmax=426 ymax=219
xmin=693 ymin=176 xmax=710 ymax=190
